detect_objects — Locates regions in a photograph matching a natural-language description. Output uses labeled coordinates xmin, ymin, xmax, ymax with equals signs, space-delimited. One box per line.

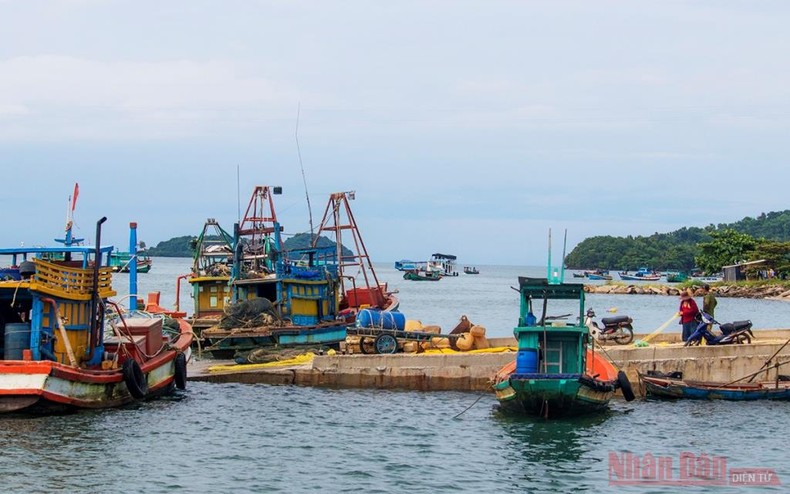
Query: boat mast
xmin=313 ymin=191 xmax=384 ymax=307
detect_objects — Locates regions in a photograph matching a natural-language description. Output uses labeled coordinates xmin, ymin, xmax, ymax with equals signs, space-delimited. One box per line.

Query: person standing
xmin=702 ymin=284 xmax=717 ymax=319
xmin=678 ymin=289 xmax=700 ymax=342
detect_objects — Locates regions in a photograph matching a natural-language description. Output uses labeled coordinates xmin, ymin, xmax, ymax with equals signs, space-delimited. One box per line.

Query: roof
xmin=431 ymin=253 xmax=456 ymax=260
xmin=722 ymin=259 xmax=767 ymax=269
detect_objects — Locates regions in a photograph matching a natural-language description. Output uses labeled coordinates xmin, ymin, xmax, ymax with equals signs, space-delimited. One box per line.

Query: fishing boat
xmin=665 ymin=271 xmax=688 ymax=283
xmin=403 ymin=269 xmax=441 ymax=281
xmin=586 ymin=273 xmax=612 ymax=281
xmin=639 ymin=372 xmax=790 ymax=401
xmin=463 ymin=266 xmax=480 ymax=275
xmin=196 ymin=187 xmax=398 ymax=358
xmin=492 ymin=231 xmax=634 ymax=418
xmin=108 ymin=249 xmax=152 ymax=273
xmin=0 ymin=219 xmax=192 ymax=413
xmin=492 ymin=276 xmax=635 ymax=417
xmin=619 ymin=267 xmax=661 ymax=281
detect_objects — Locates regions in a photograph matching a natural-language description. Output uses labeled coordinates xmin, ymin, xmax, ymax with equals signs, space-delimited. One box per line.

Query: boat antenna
xmin=561 ymin=228 xmax=568 ymax=281
xmin=547 ymin=228 xmax=552 ymax=280
xmin=237 ymin=164 xmax=241 ymax=222
xmin=296 ymin=102 xmax=314 ymax=238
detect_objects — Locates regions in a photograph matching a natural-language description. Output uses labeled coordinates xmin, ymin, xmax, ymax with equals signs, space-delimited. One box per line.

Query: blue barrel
xmin=4 ymin=322 xmax=32 ymax=360
xmin=356 ymin=309 xmax=406 ymax=330
xmin=516 ymin=349 xmax=539 ymax=374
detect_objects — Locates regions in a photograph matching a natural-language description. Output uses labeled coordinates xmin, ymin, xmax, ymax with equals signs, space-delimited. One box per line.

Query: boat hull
xmin=641 ymin=375 xmax=790 ymax=401
xmin=494 ymin=374 xmax=614 ymax=418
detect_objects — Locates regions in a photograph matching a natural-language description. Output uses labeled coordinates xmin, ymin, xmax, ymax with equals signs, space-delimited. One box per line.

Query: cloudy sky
xmin=0 ymin=1 xmax=787 ymax=264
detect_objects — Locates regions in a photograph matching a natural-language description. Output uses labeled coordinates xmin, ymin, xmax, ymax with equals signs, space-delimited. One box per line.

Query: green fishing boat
xmin=492 ymin=231 xmax=634 ymax=418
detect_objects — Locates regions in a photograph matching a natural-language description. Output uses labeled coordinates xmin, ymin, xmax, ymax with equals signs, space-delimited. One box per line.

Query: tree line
xmin=564 ymin=210 xmax=790 ymax=276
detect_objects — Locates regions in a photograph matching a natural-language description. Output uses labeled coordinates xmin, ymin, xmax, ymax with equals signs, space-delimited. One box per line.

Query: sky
xmin=0 ymin=0 xmax=788 ymax=265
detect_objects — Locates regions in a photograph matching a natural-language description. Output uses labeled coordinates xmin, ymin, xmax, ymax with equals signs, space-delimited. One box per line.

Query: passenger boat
xmin=639 ymin=372 xmax=790 ymax=401
xmin=429 ymin=253 xmax=458 ymax=276
xmin=463 ymin=266 xmax=480 ymax=275
xmin=194 ymin=187 xmax=398 ymax=358
xmin=108 ymin=249 xmax=152 ymax=273
xmin=492 ymin=275 xmax=634 ymax=418
xmin=0 ymin=219 xmax=192 ymax=413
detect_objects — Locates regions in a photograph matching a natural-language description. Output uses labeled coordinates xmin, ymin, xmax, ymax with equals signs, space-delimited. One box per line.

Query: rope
xmin=453 ymin=394 xmax=485 ymax=419
xmin=637 ymin=313 xmax=679 ymax=345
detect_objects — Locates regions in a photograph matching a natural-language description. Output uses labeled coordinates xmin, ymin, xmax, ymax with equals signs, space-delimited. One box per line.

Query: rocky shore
xmin=583 ymin=283 xmax=790 ymax=300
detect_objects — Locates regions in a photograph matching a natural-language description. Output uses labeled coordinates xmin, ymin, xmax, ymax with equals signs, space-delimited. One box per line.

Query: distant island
xmin=146 ymin=232 xmax=353 ymax=258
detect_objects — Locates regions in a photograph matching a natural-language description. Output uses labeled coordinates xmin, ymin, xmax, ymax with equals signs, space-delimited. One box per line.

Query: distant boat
xmin=665 ymin=271 xmax=688 ymax=283
xmin=463 ymin=266 xmax=480 ymax=275
xmin=690 ymin=275 xmax=724 ymax=283
xmin=109 ymin=250 xmax=152 ymax=273
xmin=586 ymin=273 xmax=612 ymax=281
xmin=619 ymin=267 xmax=661 ymax=281
xmin=403 ymin=269 xmax=441 ymax=281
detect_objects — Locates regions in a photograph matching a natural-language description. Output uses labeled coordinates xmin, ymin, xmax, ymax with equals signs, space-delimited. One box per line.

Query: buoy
xmin=607 ymin=307 xmax=618 ymax=313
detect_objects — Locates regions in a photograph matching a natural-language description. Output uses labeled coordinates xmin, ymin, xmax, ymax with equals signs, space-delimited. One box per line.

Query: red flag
xmin=71 ymin=183 xmax=79 ymax=211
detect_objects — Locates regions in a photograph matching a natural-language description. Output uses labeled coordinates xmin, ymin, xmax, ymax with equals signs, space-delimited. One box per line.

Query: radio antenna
xmin=296 ymin=102 xmax=314 ymax=238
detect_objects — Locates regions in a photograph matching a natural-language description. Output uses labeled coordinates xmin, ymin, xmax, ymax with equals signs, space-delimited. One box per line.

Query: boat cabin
xmin=513 ymin=277 xmax=588 ymax=376
xmin=0 ymin=245 xmax=116 ymax=366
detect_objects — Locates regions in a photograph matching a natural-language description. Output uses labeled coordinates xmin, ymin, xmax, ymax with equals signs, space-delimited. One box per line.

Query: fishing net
xmin=219 ymin=297 xmax=280 ymax=329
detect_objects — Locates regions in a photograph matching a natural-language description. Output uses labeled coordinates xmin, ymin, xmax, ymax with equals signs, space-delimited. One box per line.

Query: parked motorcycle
xmin=684 ymin=312 xmax=754 ymax=346
xmin=585 ymin=308 xmax=634 ymax=345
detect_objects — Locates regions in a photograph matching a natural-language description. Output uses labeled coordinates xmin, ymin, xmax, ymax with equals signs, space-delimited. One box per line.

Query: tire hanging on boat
xmin=122 ymin=359 xmax=148 ymax=399
xmin=617 ymin=370 xmax=636 ymax=402
xmin=174 ymin=353 xmax=187 ymax=390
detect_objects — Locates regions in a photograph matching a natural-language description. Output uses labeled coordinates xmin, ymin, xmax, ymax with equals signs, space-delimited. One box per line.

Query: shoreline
xmin=584 ymin=283 xmax=790 ymax=301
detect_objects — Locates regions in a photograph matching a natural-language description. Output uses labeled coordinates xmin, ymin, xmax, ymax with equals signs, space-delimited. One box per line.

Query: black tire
xmin=617 ymin=370 xmax=636 ymax=402
xmin=614 ymin=326 xmax=634 ymax=345
xmin=358 ymin=337 xmax=371 ymax=354
xmin=174 ymin=353 xmax=187 ymax=390
xmin=374 ymin=333 xmax=398 ymax=354
xmin=122 ymin=359 xmax=148 ymax=399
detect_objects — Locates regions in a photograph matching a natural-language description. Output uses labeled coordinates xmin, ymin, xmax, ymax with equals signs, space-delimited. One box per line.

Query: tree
xmin=695 ymin=229 xmax=759 ymax=274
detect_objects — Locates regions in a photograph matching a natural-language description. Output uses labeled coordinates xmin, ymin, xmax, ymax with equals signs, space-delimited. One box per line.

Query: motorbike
xmin=684 ymin=312 xmax=754 ymax=346
xmin=584 ymin=308 xmax=634 ymax=345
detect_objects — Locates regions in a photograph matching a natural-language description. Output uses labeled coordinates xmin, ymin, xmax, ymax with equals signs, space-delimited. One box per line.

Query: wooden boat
xmin=0 ymin=219 xmax=192 ymax=413
xmin=463 ymin=266 xmax=480 ymax=275
xmin=640 ymin=373 xmax=790 ymax=400
xmin=619 ymin=267 xmax=661 ymax=281
xmin=586 ymin=273 xmax=612 ymax=281
xmin=665 ymin=271 xmax=688 ymax=283
xmin=492 ymin=276 xmax=634 ymax=418
xmin=108 ymin=249 xmax=152 ymax=273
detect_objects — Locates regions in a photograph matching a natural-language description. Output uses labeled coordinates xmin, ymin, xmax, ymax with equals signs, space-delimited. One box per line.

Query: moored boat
xmin=619 ymin=267 xmax=661 ymax=281
xmin=403 ymin=269 xmax=441 ymax=281
xmin=639 ymin=372 xmax=790 ymax=400
xmin=492 ymin=276 xmax=634 ymax=418
xmin=108 ymin=249 xmax=152 ymax=273
xmin=463 ymin=266 xmax=480 ymax=275
xmin=0 ymin=219 xmax=192 ymax=413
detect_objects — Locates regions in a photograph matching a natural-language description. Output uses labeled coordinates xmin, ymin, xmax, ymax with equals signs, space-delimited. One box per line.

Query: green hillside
xmin=146 ymin=233 xmax=352 ymax=258
xmin=565 ymin=210 xmax=790 ymax=273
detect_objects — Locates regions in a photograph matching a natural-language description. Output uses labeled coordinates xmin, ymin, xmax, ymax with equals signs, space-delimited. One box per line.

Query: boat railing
xmin=31 ymin=258 xmax=115 ymax=300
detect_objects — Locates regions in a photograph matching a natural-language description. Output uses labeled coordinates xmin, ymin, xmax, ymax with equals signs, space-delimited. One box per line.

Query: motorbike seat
xmin=720 ymin=320 xmax=752 ymax=334
xmin=601 ymin=315 xmax=631 ymax=325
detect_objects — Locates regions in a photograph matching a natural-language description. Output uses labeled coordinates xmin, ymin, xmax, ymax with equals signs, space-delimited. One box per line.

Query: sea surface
xmin=1 ymin=258 xmax=788 ymax=493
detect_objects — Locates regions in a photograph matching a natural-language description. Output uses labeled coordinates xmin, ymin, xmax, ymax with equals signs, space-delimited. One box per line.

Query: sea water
xmin=1 ymin=258 xmax=788 ymax=493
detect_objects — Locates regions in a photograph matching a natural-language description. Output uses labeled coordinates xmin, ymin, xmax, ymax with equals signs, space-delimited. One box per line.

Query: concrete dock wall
xmin=189 ymin=330 xmax=790 ymax=397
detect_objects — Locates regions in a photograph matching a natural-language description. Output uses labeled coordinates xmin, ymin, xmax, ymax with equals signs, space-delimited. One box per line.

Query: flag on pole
xmin=71 ymin=183 xmax=79 ymax=211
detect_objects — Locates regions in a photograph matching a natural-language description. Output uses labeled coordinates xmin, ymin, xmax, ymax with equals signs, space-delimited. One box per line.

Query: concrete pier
xmin=187 ymin=331 xmax=790 ymax=397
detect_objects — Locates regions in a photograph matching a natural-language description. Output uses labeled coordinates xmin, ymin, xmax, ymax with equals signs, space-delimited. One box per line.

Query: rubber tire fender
xmin=122 ymin=359 xmax=148 ymax=399
xmin=174 ymin=353 xmax=187 ymax=390
xmin=617 ymin=370 xmax=636 ymax=402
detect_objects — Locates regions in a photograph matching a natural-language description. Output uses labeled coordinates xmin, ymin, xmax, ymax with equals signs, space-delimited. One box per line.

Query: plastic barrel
xmin=516 ymin=349 xmax=539 ymax=374
xmin=356 ymin=309 xmax=405 ymax=330
xmin=4 ymin=322 xmax=32 ymax=360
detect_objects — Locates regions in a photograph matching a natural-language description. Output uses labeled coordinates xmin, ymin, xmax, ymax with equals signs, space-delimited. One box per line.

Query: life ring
xmin=174 ymin=353 xmax=187 ymax=390
xmin=617 ymin=370 xmax=636 ymax=402
xmin=122 ymin=359 xmax=148 ymax=399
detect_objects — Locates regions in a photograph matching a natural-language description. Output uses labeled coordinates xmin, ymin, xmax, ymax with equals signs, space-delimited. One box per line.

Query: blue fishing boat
xmin=640 ymin=373 xmax=790 ymax=400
